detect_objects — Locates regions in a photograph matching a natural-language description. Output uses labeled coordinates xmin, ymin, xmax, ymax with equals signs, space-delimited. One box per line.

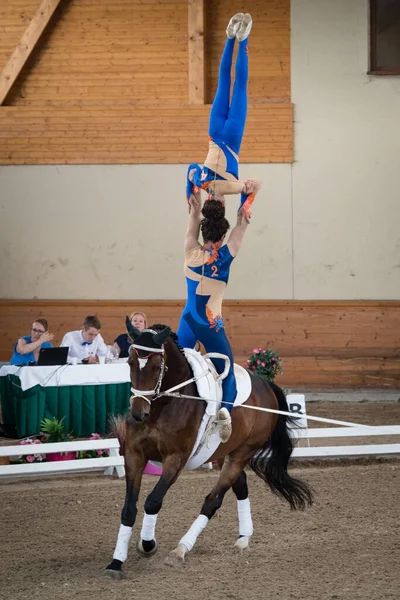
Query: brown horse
xmin=105 ymin=323 xmax=313 ymax=579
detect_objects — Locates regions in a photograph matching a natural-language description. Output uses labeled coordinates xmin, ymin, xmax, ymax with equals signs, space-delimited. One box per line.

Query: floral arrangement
xmin=40 ymin=416 xmax=73 ymax=443
xmin=17 ymin=438 xmax=45 ymax=463
xmin=76 ymin=433 xmax=109 ymax=459
xmin=245 ymin=347 xmax=282 ymax=382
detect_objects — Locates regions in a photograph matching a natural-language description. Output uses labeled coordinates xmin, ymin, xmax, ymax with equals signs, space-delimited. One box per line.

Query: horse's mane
xmin=150 ymin=323 xmax=186 ymax=356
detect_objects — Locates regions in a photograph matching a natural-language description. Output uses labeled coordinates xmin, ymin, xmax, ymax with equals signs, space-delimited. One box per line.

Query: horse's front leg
xmin=165 ymin=457 xmax=244 ymax=567
xmin=104 ymin=451 xmax=146 ymax=580
xmin=136 ymin=453 xmax=187 ymax=558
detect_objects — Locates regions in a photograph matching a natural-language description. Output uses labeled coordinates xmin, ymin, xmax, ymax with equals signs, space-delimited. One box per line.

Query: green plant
xmin=40 ymin=416 xmax=72 ymax=443
xmin=245 ymin=347 xmax=282 ymax=382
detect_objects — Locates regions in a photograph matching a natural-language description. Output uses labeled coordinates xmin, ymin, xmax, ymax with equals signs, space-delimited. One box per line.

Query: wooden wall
xmin=0 ymin=0 xmax=293 ymax=164
xmin=1 ymin=300 xmax=399 ymax=389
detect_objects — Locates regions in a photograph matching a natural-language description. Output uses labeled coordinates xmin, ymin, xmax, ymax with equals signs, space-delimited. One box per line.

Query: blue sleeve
xmin=186 ymin=164 xmax=202 ymax=201
xmin=114 ymin=334 xmax=126 ymax=345
xmin=43 ymin=342 xmax=53 ymax=349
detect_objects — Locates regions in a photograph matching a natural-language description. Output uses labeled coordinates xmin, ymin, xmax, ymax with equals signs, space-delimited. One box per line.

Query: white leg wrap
xmin=140 ymin=512 xmax=158 ymax=541
xmin=237 ymin=498 xmax=253 ymax=537
xmin=179 ymin=515 xmax=209 ymax=552
xmin=113 ymin=524 xmax=133 ymax=563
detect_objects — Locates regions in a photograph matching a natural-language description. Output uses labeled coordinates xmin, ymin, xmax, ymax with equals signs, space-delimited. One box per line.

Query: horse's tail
xmin=108 ymin=414 xmax=127 ymax=456
xmin=249 ymin=381 xmax=314 ymax=510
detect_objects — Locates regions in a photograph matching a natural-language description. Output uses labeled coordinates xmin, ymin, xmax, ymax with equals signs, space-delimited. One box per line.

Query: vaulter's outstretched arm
xmin=227 ymin=179 xmax=261 ymax=256
xmin=239 ymin=178 xmax=262 ymax=219
xmin=184 ymin=189 xmax=203 ymax=253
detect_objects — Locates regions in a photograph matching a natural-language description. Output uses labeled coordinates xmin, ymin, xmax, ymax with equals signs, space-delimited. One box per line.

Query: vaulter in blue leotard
xmin=186 ymin=13 xmax=261 ymax=219
xmin=176 ymin=189 xmax=257 ymax=443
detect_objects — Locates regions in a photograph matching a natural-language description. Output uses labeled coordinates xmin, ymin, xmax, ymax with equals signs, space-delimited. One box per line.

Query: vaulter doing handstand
xmin=186 ymin=12 xmax=262 ymax=218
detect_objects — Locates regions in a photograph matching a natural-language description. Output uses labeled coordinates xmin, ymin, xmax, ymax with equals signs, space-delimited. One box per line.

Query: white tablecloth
xmin=0 ymin=363 xmax=131 ymax=392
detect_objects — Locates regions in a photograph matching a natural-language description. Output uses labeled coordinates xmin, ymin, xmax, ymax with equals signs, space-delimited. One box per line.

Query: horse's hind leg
xmin=165 ymin=457 xmax=244 ymax=566
xmin=232 ymin=470 xmax=253 ymax=550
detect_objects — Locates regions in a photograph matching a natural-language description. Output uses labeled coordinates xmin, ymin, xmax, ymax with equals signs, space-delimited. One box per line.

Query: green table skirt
xmin=0 ymin=375 xmax=131 ymax=438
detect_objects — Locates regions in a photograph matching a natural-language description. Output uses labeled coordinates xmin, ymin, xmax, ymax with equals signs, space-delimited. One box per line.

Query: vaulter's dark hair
xmin=200 ymin=200 xmax=230 ymax=243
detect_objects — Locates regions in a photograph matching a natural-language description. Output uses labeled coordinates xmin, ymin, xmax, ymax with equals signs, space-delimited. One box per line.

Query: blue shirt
xmin=10 ymin=336 xmax=53 ymax=365
xmin=183 ymin=244 xmax=235 ymax=330
xmin=114 ymin=333 xmax=132 ymax=359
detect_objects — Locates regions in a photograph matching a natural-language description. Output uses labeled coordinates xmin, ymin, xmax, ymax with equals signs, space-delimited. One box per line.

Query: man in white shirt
xmin=60 ymin=315 xmax=108 ymax=363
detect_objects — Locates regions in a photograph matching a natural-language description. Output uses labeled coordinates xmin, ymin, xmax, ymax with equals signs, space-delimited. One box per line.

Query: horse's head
xmin=126 ymin=317 xmax=171 ymax=408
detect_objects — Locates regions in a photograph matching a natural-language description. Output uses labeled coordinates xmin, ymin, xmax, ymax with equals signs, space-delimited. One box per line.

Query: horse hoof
xmin=104 ymin=568 xmax=123 ymax=580
xmin=136 ymin=538 xmax=158 ymax=557
xmin=104 ymin=559 xmax=123 ymax=579
xmin=234 ymin=536 xmax=250 ymax=550
xmin=165 ymin=544 xmax=187 ymax=567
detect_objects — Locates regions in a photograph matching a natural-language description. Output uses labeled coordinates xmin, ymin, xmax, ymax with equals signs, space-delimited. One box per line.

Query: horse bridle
xmin=129 ymin=337 xmax=167 ymax=405
xmin=128 ymin=337 xmax=200 ymax=406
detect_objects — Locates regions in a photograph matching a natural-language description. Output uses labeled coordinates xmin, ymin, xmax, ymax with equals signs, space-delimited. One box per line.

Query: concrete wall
xmin=0 ymin=0 xmax=399 ymax=300
xmin=291 ymin=0 xmax=400 ymax=299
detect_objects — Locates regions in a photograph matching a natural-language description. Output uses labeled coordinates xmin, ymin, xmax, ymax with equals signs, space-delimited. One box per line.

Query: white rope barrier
xmin=160 ymin=391 xmax=372 ymax=428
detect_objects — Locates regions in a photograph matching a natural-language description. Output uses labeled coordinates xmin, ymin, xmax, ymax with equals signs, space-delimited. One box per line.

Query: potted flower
xmin=40 ymin=417 xmax=75 ymax=462
xmin=245 ymin=347 xmax=282 ymax=382
xmin=76 ymin=433 xmax=109 ymax=459
xmin=17 ymin=437 xmax=46 ymax=464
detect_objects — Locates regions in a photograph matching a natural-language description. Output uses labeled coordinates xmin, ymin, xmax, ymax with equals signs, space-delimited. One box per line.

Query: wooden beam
xmin=0 ymin=0 xmax=63 ymax=105
xmin=188 ymin=0 xmax=205 ymax=104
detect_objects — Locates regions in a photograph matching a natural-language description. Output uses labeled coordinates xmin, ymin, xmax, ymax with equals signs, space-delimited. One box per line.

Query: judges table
xmin=0 ymin=363 xmax=131 ymax=438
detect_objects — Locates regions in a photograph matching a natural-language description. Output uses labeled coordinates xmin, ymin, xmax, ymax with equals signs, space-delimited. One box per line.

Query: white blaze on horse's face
xmin=138 ymin=358 xmax=148 ymax=370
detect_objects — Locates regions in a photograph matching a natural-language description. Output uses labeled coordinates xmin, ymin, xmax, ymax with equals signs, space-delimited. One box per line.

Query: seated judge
xmin=10 ymin=318 xmax=54 ymax=365
xmin=60 ymin=315 xmax=107 ymax=363
xmin=113 ymin=312 xmax=147 ymax=358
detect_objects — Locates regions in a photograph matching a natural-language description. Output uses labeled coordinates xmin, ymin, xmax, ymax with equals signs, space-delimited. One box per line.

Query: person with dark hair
xmin=10 ymin=318 xmax=54 ymax=365
xmin=60 ymin=315 xmax=107 ymax=363
xmin=186 ymin=13 xmax=261 ymax=219
xmin=177 ymin=187 xmax=258 ymax=443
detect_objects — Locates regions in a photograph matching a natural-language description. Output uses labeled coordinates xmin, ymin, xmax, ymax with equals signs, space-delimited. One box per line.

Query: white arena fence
xmin=286 ymin=394 xmax=400 ymax=459
xmin=0 ymin=394 xmax=399 ymax=480
xmin=0 ymin=438 xmax=125 ymax=479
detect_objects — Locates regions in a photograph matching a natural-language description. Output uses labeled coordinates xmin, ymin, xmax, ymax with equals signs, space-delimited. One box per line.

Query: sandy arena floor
xmin=1 ymin=402 xmax=399 ymax=600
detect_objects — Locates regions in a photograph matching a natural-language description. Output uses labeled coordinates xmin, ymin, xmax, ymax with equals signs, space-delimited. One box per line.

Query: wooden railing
xmin=1 ymin=300 xmax=399 ymax=389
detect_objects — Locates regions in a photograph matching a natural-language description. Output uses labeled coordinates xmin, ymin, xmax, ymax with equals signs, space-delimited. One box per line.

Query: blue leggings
xmin=177 ymin=312 xmax=237 ymax=414
xmin=186 ymin=37 xmax=250 ymax=206
xmin=209 ymin=36 xmax=249 ymax=155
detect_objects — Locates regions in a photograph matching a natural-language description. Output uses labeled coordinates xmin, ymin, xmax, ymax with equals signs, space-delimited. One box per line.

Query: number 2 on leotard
xmin=211 ymin=265 xmax=218 ymax=277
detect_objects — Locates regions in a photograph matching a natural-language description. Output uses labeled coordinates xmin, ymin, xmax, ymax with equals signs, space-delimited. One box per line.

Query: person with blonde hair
xmin=113 ymin=312 xmax=147 ymax=358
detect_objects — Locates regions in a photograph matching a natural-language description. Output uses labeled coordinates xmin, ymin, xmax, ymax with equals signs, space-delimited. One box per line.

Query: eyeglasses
xmin=32 ymin=328 xmax=45 ymax=334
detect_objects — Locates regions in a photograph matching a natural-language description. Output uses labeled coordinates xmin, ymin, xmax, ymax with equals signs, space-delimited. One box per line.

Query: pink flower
xmin=20 ymin=440 xmax=27 ymax=446
xmin=261 ymin=362 xmax=266 ymax=367
xmin=252 ymin=348 xmax=258 ymax=354
xmin=33 ymin=439 xmax=42 ymax=444
xmin=97 ymin=449 xmax=103 ymax=456
xmin=271 ymin=357 xmax=275 ymax=362
xmin=26 ymin=455 xmax=34 ymax=463
xmin=256 ymin=360 xmax=261 ymax=365
xmin=246 ymin=359 xmax=250 ymax=364
xmin=252 ymin=366 xmax=256 ymax=370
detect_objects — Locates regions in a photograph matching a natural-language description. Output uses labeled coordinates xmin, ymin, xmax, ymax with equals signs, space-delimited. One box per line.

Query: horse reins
xmin=128 ymin=342 xmax=372 ymax=428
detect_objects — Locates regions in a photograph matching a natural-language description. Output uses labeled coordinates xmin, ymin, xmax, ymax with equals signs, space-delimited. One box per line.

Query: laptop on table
xmin=37 ymin=347 xmax=69 ymax=366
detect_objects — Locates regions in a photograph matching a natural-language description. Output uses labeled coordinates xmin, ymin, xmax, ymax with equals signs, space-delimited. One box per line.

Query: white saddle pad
xmin=184 ymin=348 xmax=251 ymax=415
